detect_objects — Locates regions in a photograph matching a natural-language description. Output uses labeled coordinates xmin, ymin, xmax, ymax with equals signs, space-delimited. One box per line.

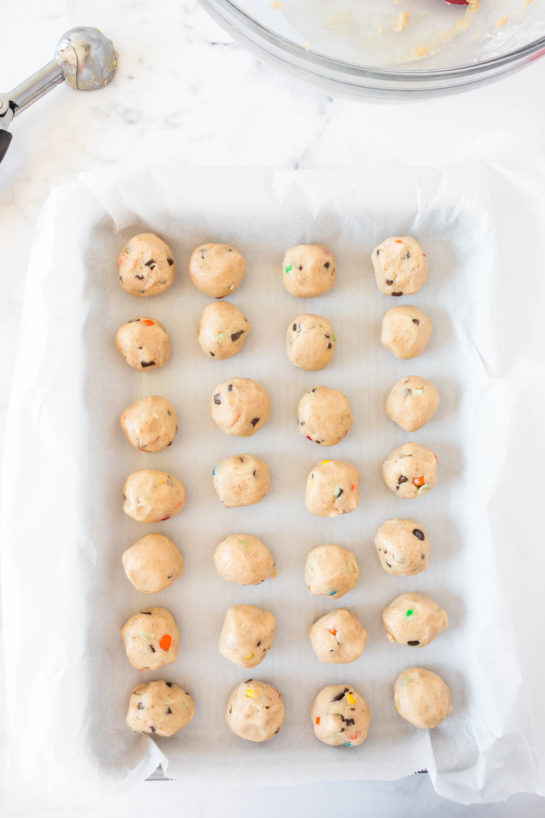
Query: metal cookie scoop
xmin=0 ymin=26 xmax=117 ymax=163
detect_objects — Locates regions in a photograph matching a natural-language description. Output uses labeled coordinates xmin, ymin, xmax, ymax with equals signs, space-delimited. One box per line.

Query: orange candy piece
xmin=315 ymin=716 xmax=320 ymax=725
xmin=159 ymin=633 xmax=172 ymax=651
xmin=141 ymin=319 xmax=154 ymax=327
xmin=328 ymin=628 xmax=337 ymax=636
xmin=412 ymin=475 xmax=425 ymax=488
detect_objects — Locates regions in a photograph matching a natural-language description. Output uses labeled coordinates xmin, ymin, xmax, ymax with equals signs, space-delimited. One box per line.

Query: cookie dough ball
xmin=298 ymin=387 xmax=353 ymax=446
xmin=212 ymin=455 xmax=270 ymax=508
xmin=210 ymin=378 xmax=270 ymax=437
xmin=308 ymin=608 xmax=367 ymax=664
xmin=121 ymin=607 xmax=179 ymax=671
xmin=189 ymin=243 xmax=246 ymax=298
xmin=311 ymin=685 xmax=370 ymax=747
xmin=118 ymin=233 xmax=174 ymax=297
xmin=382 ymin=443 xmax=437 ymax=499
xmin=123 ymin=469 xmax=186 ymax=523
xmin=305 ymin=544 xmax=359 ymax=599
xmin=306 ymin=460 xmax=360 ymax=518
xmin=282 ymin=244 xmax=336 ymax=298
xmin=381 ymin=305 xmax=433 ymax=360
xmin=219 ymin=604 xmax=276 ymax=668
xmin=122 ymin=533 xmax=184 ymax=594
xmin=286 ymin=314 xmax=336 ymax=371
xmin=375 ymin=518 xmax=429 ymax=576
xmin=120 ymin=395 xmax=178 ymax=452
xmin=226 ymin=680 xmax=284 ymax=743
xmin=383 ymin=592 xmax=447 ymax=648
xmin=197 ymin=301 xmax=250 ymax=360
xmin=126 ymin=680 xmax=194 ymax=737
xmin=115 ymin=317 xmax=170 ymax=370
xmin=372 ymin=236 xmax=428 ymax=296
xmin=394 ymin=667 xmax=452 ymax=728
xmin=386 ymin=377 xmax=440 ymax=433
xmin=214 ymin=534 xmax=276 ymax=585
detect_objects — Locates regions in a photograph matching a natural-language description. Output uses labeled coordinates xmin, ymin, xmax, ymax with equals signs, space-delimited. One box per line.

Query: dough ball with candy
xmin=311 ymin=685 xmax=370 ymax=747
xmin=385 ymin=376 xmax=439 ymax=432
xmin=189 ymin=243 xmax=246 ymax=298
xmin=123 ymin=469 xmax=186 ymax=522
xmin=115 ymin=317 xmax=170 ymax=370
xmin=382 ymin=443 xmax=437 ymax=499
xmin=121 ymin=607 xmax=179 ymax=670
xmin=212 ymin=455 xmax=270 ymax=508
xmin=198 ymin=301 xmax=250 ymax=359
xmin=286 ymin=314 xmax=336 ymax=371
xmin=308 ymin=608 xmax=367 ymax=664
xmin=120 ymin=395 xmax=178 ymax=452
xmin=126 ymin=680 xmax=194 ymax=737
xmin=305 ymin=459 xmax=360 ymax=517
xmin=297 ymin=386 xmax=353 ymax=446
xmin=118 ymin=232 xmax=175 ymax=297
xmin=394 ymin=667 xmax=452 ymax=728
xmin=305 ymin=544 xmax=359 ymax=599
xmin=122 ymin=533 xmax=184 ymax=594
xmin=374 ymin=518 xmax=429 ymax=576
xmin=214 ymin=534 xmax=276 ymax=585
xmin=219 ymin=604 xmax=276 ymax=668
xmin=372 ymin=236 xmax=428 ymax=296
xmin=381 ymin=305 xmax=432 ymax=359
xmin=282 ymin=244 xmax=336 ymax=298
xmin=382 ymin=592 xmax=447 ymax=648
xmin=226 ymin=680 xmax=284 ymax=742
xmin=210 ymin=378 xmax=270 ymax=437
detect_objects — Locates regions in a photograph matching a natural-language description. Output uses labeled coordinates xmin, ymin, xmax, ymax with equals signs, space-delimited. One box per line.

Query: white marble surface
xmin=1 ymin=1 xmax=545 ymax=815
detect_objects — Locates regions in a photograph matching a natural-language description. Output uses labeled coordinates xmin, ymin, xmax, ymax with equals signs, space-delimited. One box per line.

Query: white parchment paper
xmin=2 ymin=164 xmax=545 ymax=815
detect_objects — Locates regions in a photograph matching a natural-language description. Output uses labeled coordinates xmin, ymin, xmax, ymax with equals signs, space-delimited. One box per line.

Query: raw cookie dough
xmin=123 ymin=469 xmax=186 ymax=523
xmin=311 ymin=684 xmax=370 ymax=747
xmin=122 ymin=533 xmax=184 ymax=594
xmin=121 ymin=607 xmax=179 ymax=670
xmin=382 ymin=443 xmax=437 ymax=499
xmin=118 ymin=233 xmax=175 ymax=297
xmin=385 ymin=376 xmax=440 ymax=433
xmin=120 ymin=395 xmax=178 ymax=452
xmin=374 ymin=518 xmax=430 ymax=576
xmin=286 ymin=314 xmax=336 ymax=370
xmin=226 ymin=680 xmax=284 ymax=742
xmin=383 ymin=592 xmax=447 ymax=648
xmin=197 ymin=301 xmax=250 ymax=359
xmin=372 ymin=236 xmax=428 ymax=296
xmin=210 ymin=378 xmax=270 ymax=437
xmin=394 ymin=667 xmax=452 ymax=728
xmin=115 ymin=317 xmax=170 ymax=370
xmin=214 ymin=534 xmax=276 ymax=585
xmin=297 ymin=386 xmax=353 ymax=446
xmin=305 ymin=460 xmax=360 ymax=518
xmin=219 ymin=604 xmax=276 ymax=668
xmin=282 ymin=244 xmax=336 ymax=298
xmin=189 ymin=243 xmax=246 ymax=298
xmin=212 ymin=455 xmax=270 ymax=508
xmin=308 ymin=608 xmax=367 ymax=664
xmin=126 ymin=680 xmax=194 ymax=737
xmin=305 ymin=544 xmax=359 ymax=599
xmin=381 ymin=305 xmax=433 ymax=359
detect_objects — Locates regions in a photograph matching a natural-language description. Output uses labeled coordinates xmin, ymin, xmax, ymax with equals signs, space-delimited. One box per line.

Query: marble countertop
xmin=1 ymin=1 xmax=545 ymax=815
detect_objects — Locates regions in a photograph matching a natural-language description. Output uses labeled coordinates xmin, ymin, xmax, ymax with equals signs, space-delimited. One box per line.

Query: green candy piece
xmin=412 ymin=388 xmax=424 ymax=395
xmin=406 ymin=609 xmax=413 ymax=617
xmin=285 ymin=263 xmax=293 ymax=275
xmin=216 ymin=332 xmax=224 ymax=343
xmin=416 ymin=483 xmax=430 ymax=496
xmin=331 ymin=333 xmax=336 ymax=343
xmin=140 ymin=632 xmax=155 ymax=642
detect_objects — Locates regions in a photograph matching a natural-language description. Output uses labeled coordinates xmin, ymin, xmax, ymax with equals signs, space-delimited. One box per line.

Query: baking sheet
xmin=2 ymin=164 xmax=545 ymax=815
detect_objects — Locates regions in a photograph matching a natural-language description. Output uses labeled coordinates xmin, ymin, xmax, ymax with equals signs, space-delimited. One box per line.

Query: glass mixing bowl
xmin=201 ymin=0 xmax=545 ymax=97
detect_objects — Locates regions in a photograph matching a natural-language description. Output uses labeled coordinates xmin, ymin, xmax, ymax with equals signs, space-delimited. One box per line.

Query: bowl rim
xmin=203 ymin=0 xmax=545 ymax=81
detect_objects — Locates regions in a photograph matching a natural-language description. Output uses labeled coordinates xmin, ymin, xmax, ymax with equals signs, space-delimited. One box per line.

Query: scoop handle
xmin=0 ymin=130 xmax=12 ymax=164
